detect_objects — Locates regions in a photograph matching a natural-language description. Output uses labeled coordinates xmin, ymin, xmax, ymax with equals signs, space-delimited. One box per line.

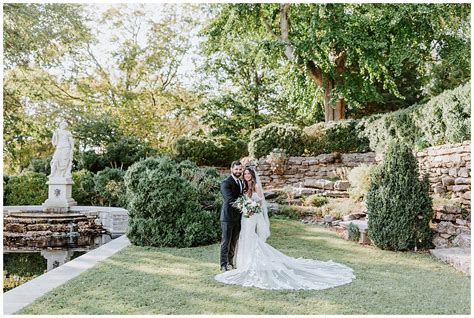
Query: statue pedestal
xmin=42 ymin=177 xmax=77 ymax=212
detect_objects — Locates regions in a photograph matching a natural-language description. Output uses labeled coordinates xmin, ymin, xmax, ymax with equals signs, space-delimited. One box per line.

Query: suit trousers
xmin=220 ymin=221 xmax=241 ymax=267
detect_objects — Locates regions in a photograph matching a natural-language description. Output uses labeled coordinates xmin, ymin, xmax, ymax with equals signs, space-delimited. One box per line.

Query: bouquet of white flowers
xmin=232 ymin=195 xmax=262 ymax=218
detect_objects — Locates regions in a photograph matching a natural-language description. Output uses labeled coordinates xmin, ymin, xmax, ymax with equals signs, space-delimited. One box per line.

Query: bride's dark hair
xmin=243 ymin=167 xmax=257 ymax=196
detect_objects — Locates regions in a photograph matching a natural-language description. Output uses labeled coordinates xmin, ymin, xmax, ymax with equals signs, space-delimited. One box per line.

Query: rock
xmin=339 ymin=220 xmax=369 ymax=232
xmin=458 ymin=167 xmax=470 ymax=178
xmin=5 ymin=223 xmax=27 ymax=233
xmin=266 ymin=203 xmax=279 ymax=214
xmin=449 ymin=168 xmax=458 ymax=176
xmin=304 ymin=179 xmax=334 ymax=190
xmin=455 ymin=177 xmax=471 ymax=185
xmin=453 ymin=185 xmax=470 ymax=192
xmin=452 ymin=233 xmax=471 ymax=248
xmin=26 ymin=224 xmax=50 ymax=231
xmin=316 ymin=153 xmax=336 ymax=164
xmin=440 ymin=233 xmax=452 ymax=239
xmin=334 ymin=180 xmax=351 ymax=191
xmin=342 ymin=214 xmax=356 ymax=221
xmin=429 ymin=177 xmax=441 ymax=183
xmin=288 ymin=157 xmax=303 ymax=165
xmin=462 ymin=191 xmax=470 ymax=200
xmin=445 ymin=205 xmax=462 ymax=214
xmin=264 ymin=191 xmax=279 ymax=200
xmin=441 ymin=176 xmax=455 ymax=186
xmin=433 ymin=183 xmax=446 ymax=194
xmin=432 ymin=235 xmax=449 ymax=248
xmin=324 ymin=215 xmax=335 ymax=223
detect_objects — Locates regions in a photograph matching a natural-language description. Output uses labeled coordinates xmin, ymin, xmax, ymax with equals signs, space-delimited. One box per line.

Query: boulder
xmin=304 ymin=179 xmax=335 ymax=190
xmin=453 ymin=185 xmax=470 ymax=192
xmin=458 ymin=167 xmax=470 ymax=178
xmin=452 ymin=233 xmax=471 ymax=249
xmin=441 ymin=176 xmax=455 ymax=186
xmin=323 ymin=215 xmax=335 ymax=223
xmin=454 ymin=177 xmax=471 ymax=185
xmin=264 ymin=191 xmax=279 ymax=200
xmin=334 ymin=180 xmax=351 ymax=191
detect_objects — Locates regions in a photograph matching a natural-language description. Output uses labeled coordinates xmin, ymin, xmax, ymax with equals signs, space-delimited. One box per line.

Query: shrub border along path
xmin=14 ymin=219 xmax=470 ymax=315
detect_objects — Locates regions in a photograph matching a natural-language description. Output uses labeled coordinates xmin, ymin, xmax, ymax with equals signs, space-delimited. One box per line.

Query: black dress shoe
xmin=229 ymin=264 xmax=236 ymax=270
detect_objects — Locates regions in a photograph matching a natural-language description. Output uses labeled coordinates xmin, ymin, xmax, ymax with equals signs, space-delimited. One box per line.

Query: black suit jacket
xmin=220 ymin=175 xmax=243 ymax=222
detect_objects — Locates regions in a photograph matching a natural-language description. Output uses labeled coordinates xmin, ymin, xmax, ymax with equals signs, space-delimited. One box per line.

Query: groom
xmin=219 ymin=160 xmax=244 ymax=271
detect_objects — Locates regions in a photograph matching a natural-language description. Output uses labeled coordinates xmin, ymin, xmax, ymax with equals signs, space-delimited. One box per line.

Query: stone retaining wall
xmin=416 ymin=141 xmax=471 ymax=209
xmin=254 ymin=141 xmax=470 ymax=208
xmin=255 ymin=152 xmax=377 ymax=193
xmin=252 ymin=141 xmax=471 ymax=249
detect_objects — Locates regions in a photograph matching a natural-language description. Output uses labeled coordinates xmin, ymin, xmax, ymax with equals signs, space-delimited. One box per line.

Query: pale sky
xmin=82 ymin=3 xmax=207 ymax=89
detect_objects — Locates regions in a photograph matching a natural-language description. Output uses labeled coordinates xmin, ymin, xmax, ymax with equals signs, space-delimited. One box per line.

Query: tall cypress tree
xmin=367 ymin=142 xmax=433 ymax=251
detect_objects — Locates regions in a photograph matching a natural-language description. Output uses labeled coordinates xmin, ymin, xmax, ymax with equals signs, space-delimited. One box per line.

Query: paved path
xmin=3 ymin=235 xmax=131 ymax=315
xmin=430 ymin=247 xmax=471 ymax=275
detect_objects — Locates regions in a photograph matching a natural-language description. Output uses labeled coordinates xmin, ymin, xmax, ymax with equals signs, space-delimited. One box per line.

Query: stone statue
xmin=49 ymin=121 xmax=74 ymax=178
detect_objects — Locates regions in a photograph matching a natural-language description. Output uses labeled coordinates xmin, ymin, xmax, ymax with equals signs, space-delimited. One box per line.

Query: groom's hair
xmin=231 ymin=161 xmax=242 ymax=168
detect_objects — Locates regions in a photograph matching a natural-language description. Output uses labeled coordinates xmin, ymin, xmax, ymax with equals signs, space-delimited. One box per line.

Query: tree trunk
xmin=323 ymin=78 xmax=345 ymax=122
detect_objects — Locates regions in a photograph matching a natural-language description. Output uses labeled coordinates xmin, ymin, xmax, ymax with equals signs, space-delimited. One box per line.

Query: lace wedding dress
xmin=215 ymin=175 xmax=355 ymax=290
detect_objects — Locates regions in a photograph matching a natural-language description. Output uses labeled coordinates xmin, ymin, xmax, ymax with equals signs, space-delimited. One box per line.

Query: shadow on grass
xmin=18 ymin=219 xmax=470 ymax=315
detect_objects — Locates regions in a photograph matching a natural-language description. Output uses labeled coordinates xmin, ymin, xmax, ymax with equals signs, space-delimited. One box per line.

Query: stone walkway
xmin=430 ymin=247 xmax=471 ymax=275
xmin=3 ymin=235 xmax=131 ymax=315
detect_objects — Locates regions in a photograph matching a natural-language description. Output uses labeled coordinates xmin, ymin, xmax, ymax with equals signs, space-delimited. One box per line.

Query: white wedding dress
xmin=215 ymin=184 xmax=355 ymax=290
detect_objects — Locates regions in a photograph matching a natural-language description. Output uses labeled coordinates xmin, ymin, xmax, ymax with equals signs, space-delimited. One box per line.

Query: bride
xmin=214 ymin=167 xmax=355 ymax=290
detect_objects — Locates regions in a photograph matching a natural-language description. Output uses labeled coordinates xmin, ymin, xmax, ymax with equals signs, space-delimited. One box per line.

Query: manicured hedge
xmin=303 ymin=119 xmax=370 ymax=155
xmin=173 ymin=136 xmax=248 ymax=167
xmin=248 ymin=123 xmax=305 ymax=158
xmin=359 ymin=82 xmax=470 ymax=153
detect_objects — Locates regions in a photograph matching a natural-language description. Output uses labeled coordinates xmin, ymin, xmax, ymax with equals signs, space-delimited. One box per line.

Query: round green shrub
xmin=94 ymin=167 xmax=126 ymax=207
xmin=28 ymin=157 xmax=51 ymax=175
xmin=366 ymin=142 xmax=433 ymax=251
xmin=75 ymin=150 xmax=107 ymax=173
xmin=4 ymin=171 xmax=48 ymax=205
xmin=302 ymin=194 xmax=329 ymax=207
xmin=72 ymin=169 xmax=96 ymax=205
xmin=173 ymin=136 xmax=248 ymax=167
xmin=348 ymin=223 xmax=361 ymax=242
xmin=124 ymin=156 xmax=221 ymax=248
xmin=104 ymin=136 xmax=158 ymax=170
xmin=303 ymin=119 xmax=370 ymax=155
xmin=248 ymin=123 xmax=304 ymax=158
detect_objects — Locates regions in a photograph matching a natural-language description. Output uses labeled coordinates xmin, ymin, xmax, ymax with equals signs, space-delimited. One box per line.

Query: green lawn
xmin=18 ymin=218 xmax=470 ymax=315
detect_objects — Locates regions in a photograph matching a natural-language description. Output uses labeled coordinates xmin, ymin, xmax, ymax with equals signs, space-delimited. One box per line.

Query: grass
xmin=17 ymin=219 xmax=470 ymax=315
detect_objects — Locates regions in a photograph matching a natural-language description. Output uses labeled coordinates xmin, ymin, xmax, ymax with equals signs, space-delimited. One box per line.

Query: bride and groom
xmin=215 ymin=160 xmax=355 ymax=290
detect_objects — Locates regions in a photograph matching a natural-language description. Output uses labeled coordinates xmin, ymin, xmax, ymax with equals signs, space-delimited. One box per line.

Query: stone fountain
xmin=3 ymin=120 xmax=128 ymax=271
